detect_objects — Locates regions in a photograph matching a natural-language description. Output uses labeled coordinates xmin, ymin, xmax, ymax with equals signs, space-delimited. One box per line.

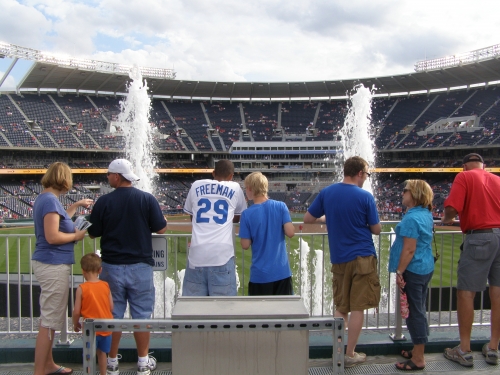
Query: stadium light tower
xmin=0 ymin=41 xmax=176 ymax=79
xmin=414 ymin=43 xmax=500 ymax=72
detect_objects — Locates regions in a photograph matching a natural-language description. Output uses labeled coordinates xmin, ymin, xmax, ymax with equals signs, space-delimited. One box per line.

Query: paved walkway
xmin=0 ymin=353 xmax=499 ymax=375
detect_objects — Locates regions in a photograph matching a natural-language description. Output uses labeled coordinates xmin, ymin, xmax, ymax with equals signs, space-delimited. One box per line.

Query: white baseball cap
xmin=108 ymin=159 xmax=140 ymax=182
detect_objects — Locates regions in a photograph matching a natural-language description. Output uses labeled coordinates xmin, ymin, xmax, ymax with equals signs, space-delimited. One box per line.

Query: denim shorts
xmin=402 ymin=269 xmax=433 ymax=345
xmin=100 ymin=262 xmax=155 ymax=319
xmin=182 ymin=257 xmax=237 ymax=296
xmin=457 ymin=229 xmax=500 ymax=291
xmin=96 ymin=334 xmax=111 ymax=353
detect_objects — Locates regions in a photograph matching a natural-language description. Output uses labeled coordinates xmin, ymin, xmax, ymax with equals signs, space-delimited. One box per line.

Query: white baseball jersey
xmin=184 ymin=179 xmax=247 ymax=266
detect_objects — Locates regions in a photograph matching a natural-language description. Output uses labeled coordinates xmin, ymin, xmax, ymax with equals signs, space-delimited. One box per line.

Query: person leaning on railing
xmin=442 ymin=153 xmax=500 ymax=367
xmin=388 ymin=180 xmax=435 ymax=371
xmin=31 ymin=162 xmax=93 ymax=375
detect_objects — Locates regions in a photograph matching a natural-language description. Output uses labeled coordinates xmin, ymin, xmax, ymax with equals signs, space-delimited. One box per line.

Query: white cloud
xmin=0 ymin=71 xmax=17 ymax=90
xmin=1 ymin=0 xmax=500 ymax=82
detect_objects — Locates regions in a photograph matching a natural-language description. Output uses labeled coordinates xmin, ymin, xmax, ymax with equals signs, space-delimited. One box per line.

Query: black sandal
xmin=401 ymin=350 xmax=413 ymax=359
xmin=395 ymin=359 xmax=425 ymax=371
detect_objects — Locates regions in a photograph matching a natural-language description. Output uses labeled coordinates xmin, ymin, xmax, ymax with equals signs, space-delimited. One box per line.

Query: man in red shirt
xmin=442 ymin=153 xmax=500 ymax=367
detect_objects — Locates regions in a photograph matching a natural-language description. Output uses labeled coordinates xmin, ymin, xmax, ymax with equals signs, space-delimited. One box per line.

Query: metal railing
xmin=0 ymin=223 xmax=491 ymax=339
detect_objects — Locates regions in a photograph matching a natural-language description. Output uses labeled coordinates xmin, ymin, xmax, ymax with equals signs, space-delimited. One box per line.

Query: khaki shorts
xmin=331 ymin=255 xmax=381 ymax=313
xmin=33 ymin=260 xmax=71 ymax=331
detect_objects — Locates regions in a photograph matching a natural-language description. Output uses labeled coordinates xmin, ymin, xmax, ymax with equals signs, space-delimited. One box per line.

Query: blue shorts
xmin=96 ymin=335 xmax=111 ymax=354
xmin=101 ymin=262 xmax=155 ymax=319
xmin=182 ymin=257 xmax=237 ymax=296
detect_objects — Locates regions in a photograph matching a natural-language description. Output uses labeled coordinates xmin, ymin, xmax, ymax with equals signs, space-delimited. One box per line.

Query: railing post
xmin=389 ymin=285 xmax=406 ymax=342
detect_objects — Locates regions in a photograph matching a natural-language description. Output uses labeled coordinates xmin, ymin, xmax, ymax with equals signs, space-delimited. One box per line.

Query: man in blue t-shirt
xmin=304 ymin=156 xmax=381 ymax=368
xmin=88 ymin=159 xmax=167 ymax=375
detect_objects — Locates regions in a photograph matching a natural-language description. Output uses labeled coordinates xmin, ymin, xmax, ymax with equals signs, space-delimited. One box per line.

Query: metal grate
xmin=310 ymin=359 xmax=499 ymax=375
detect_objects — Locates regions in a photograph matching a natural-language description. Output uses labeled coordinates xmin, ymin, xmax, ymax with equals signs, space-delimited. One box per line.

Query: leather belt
xmin=465 ymin=228 xmax=496 ymax=234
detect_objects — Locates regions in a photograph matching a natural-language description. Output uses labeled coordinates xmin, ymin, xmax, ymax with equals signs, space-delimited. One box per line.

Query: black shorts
xmin=248 ymin=276 xmax=293 ymax=296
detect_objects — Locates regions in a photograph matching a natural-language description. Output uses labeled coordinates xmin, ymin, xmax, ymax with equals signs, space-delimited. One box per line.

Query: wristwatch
xmin=396 ymin=270 xmax=403 ymax=276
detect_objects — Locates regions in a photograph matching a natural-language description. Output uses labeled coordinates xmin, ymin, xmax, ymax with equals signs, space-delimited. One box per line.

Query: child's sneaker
xmin=107 ymin=355 xmax=121 ymax=375
xmin=345 ymin=352 xmax=366 ymax=368
xmin=137 ymin=355 xmax=157 ymax=375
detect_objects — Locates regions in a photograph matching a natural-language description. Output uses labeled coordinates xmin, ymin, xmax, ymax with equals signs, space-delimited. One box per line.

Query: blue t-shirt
xmin=238 ymin=199 xmax=292 ymax=283
xmin=88 ymin=187 xmax=167 ymax=266
xmin=307 ymin=183 xmax=379 ymax=264
xmin=388 ymin=206 xmax=434 ymax=275
xmin=32 ymin=192 xmax=76 ymax=265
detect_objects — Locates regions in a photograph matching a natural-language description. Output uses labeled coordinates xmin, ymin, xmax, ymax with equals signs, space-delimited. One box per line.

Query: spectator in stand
xmin=239 ymin=172 xmax=295 ymax=295
xmin=442 ymin=153 xmax=500 ymax=367
xmin=389 ymin=180 xmax=435 ymax=371
xmin=32 ymin=162 xmax=92 ymax=375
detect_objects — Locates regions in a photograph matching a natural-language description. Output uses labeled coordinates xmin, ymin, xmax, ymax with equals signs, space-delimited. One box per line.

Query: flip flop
xmin=401 ymin=350 xmax=413 ymax=359
xmin=395 ymin=359 xmax=425 ymax=371
xmin=46 ymin=366 xmax=73 ymax=375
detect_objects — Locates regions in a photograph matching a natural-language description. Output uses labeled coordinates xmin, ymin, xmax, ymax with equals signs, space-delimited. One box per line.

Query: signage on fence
xmin=152 ymin=237 xmax=167 ymax=271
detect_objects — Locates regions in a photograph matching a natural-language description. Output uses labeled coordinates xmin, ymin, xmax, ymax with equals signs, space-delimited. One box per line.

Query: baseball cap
xmin=462 ymin=153 xmax=484 ymax=164
xmin=108 ymin=159 xmax=140 ymax=182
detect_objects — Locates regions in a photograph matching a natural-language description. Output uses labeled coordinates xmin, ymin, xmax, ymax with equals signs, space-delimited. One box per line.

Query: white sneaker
xmin=345 ymin=352 xmax=366 ymax=368
xmin=107 ymin=355 xmax=122 ymax=375
xmin=137 ymin=355 xmax=157 ymax=375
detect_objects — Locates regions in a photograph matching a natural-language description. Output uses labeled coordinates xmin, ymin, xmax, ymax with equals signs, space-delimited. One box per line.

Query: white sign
xmin=152 ymin=237 xmax=167 ymax=271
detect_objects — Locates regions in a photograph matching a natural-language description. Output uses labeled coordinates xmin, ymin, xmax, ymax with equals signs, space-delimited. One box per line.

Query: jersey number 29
xmin=196 ymin=198 xmax=229 ymax=224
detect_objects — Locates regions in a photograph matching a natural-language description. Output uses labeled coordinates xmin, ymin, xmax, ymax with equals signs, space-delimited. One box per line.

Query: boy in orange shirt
xmin=73 ymin=253 xmax=113 ymax=375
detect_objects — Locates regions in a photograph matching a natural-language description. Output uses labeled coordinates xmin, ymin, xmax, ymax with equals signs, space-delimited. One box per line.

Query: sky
xmin=1 ymin=0 xmax=500 ymax=90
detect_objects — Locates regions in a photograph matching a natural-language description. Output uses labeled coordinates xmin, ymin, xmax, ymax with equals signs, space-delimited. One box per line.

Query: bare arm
xmin=44 ymin=212 xmax=86 ymax=245
xmin=369 ymin=223 xmax=382 ymax=235
xmin=240 ymin=238 xmax=252 ymax=250
xmin=233 ymin=214 xmax=241 ymax=224
xmin=156 ymin=224 xmax=168 ymax=234
xmin=66 ymin=199 xmax=93 ymax=218
xmin=395 ymin=237 xmax=417 ymax=289
xmin=108 ymin=291 xmax=114 ymax=312
xmin=284 ymin=222 xmax=295 ymax=238
xmin=442 ymin=206 xmax=458 ymax=224
xmin=303 ymin=212 xmax=325 ymax=224
xmin=72 ymin=286 xmax=83 ymax=332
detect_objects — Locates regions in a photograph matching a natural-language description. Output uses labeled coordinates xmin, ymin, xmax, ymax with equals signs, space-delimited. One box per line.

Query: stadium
xmin=0 ymin=42 xmax=499 ymax=221
xmin=1 ymin=40 xmax=500 ymax=373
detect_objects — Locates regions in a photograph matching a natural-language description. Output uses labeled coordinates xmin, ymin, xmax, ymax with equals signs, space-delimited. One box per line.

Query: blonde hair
xmin=41 ymin=162 xmax=73 ymax=192
xmin=404 ymin=179 xmax=434 ymax=211
xmin=80 ymin=253 xmax=102 ymax=273
xmin=244 ymin=172 xmax=268 ymax=198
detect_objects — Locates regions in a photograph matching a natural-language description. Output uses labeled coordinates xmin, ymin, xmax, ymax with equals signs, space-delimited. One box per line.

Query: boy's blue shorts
xmin=96 ymin=335 xmax=111 ymax=353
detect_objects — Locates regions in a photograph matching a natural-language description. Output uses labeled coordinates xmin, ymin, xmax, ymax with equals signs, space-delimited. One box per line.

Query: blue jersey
xmin=308 ymin=183 xmax=379 ymax=264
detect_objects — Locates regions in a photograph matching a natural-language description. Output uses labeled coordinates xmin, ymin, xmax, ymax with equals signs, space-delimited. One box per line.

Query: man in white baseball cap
xmin=107 ymin=159 xmax=140 ymax=182
xmin=88 ymin=158 xmax=166 ymax=375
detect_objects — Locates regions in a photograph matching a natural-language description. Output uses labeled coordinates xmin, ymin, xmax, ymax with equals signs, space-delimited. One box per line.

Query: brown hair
xmin=80 ymin=253 xmax=102 ymax=273
xmin=244 ymin=172 xmax=268 ymax=198
xmin=343 ymin=156 xmax=368 ymax=177
xmin=41 ymin=162 xmax=73 ymax=192
xmin=404 ymin=179 xmax=434 ymax=211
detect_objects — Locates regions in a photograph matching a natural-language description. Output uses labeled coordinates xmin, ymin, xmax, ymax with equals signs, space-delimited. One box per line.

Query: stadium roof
xmin=2 ymin=42 xmax=500 ymax=100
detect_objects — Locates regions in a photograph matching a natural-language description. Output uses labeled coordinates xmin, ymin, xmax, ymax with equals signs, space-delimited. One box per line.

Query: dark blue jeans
xmin=403 ymin=269 xmax=434 ymax=345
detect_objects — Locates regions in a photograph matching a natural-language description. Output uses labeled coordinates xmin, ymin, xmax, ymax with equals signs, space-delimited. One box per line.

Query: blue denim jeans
xmin=101 ymin=262 xmax=155 ymax=319
xmin=182 ymin=257 xmax=237 ymax=296
xmin=403 ymin=269 xmax=433 ymax=345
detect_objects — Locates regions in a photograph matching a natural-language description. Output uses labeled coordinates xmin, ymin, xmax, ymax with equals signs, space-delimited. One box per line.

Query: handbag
xmin=400 ymin=290 xmax=409 ymax=319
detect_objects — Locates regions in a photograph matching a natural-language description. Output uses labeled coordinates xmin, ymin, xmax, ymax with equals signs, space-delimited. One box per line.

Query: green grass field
xmin=0 ymin=223 xmax=464 ymax=295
